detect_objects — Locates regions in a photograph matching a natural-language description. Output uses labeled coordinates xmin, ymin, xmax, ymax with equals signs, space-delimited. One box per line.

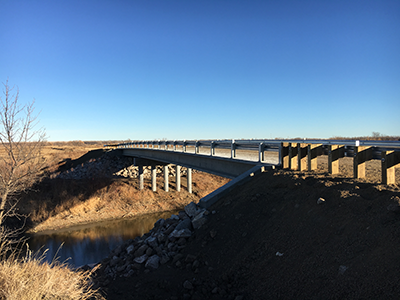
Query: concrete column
xmin=354 ymin=146 xmax=373 ymax=179
xmin=176 ymin=165 xmax=181 ymax=192
xmin=307 ymin=144 xmax=322 ymax=171
xmin=187 ymin=167 xmax=192 ymax=194
xmin=381 ymin=151 xmax=400 ymax=185
xmin=138 ymin=165 xmax=144 ymax=190
xmin=281 ymin=142 xmax=290 ymax=169
xmin=151 ymin=165 xmax=157 ymax=192
xmin=328 ymin=145 xmax=345 ymax=174
xmin=164 ymin=165 xmax=169 ymax=192
xmin=297 ymin=143 xmax=308 ymax=171
xmin=289 ymin=143 xmax=298 ymax=170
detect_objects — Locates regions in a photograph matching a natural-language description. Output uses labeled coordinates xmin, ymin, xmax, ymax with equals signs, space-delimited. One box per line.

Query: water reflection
xmin=27 ymin=211 xmax=177 ymax=267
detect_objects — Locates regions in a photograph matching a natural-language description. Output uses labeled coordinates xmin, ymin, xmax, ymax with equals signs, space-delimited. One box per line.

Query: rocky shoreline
xmin=93 ymin=201 xmax=210 ymax=288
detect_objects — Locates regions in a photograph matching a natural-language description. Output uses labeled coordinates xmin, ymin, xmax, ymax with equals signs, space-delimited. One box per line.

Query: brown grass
xmin=0 ymin=240 xmax=103 ymax=300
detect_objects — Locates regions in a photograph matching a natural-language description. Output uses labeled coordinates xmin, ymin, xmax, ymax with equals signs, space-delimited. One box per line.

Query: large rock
xmin=146 ymin=236 xmax=158 ymax=248
xmin=192 ymin=210 xmax=208 ymax=229
xmin=169 ymin=229 xmax=192 ymax=239
xmin=134 ymin=254 xmax=148 ymax=264
xmin=184 ymin=202 xmax=198 ymax=217
xmin=175 ymin=218 xmax=192 ymax=231
xmin=134 ymin=244 xmax=149 ymax=257
xmin=145 ymin=255 xmax=160 ymax=270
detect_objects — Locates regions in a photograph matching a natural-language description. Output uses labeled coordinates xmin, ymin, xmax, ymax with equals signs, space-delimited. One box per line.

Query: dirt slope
xmin=102 ymin=169 xmax=400 ymax=300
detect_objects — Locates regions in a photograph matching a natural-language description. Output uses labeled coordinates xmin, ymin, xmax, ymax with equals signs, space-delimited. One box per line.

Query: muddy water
xmin=26 ymin=210 xmax=177 ymax=268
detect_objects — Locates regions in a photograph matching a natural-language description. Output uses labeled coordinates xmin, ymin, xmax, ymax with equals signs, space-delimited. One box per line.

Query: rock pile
xmin=94 ymin=202 xmax=210 ymax=287
xmin=57 ymin=152 xmax=189 ymax=180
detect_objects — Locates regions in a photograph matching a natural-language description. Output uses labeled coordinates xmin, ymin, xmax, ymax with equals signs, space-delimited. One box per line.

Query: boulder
xmin=145 ymin=255 xmax=160 ymax=270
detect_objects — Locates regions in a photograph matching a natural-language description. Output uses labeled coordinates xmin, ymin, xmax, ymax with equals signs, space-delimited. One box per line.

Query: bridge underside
xmin=121 ymin=148 xmax=271 ymax=178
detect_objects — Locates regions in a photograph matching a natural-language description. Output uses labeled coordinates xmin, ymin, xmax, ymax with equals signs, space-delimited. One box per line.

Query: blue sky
xmin=1 ymin=0 xmax=399 ymax=141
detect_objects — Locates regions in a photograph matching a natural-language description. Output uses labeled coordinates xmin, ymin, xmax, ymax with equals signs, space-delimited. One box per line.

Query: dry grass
xmin=0 ymin=240 xmax=103 ymax=300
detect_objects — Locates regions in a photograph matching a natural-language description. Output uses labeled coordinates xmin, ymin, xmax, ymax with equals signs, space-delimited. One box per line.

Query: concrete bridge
xmin=105 ymin=139 xmax=400 ymax=208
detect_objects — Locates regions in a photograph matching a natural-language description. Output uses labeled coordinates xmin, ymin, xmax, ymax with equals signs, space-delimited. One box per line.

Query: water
xmin=26 ymin=210 xmax=177 ymax=268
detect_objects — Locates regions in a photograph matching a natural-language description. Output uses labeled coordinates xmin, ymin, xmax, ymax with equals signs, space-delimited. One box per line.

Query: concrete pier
xmin=187 ymin=167 xmax=192 ymax=194
xmin=139 ymin=165 xmax=144 ymax=190
xmin=151 ymin=165 xmax=157 ymax=192
xmin=176 ymin=165 xmax=181 ymax=192
xmin=164 ymin=165 xmax=169 ymax=192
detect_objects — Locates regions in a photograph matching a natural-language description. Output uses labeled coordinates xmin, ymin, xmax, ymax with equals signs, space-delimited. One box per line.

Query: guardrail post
xmin=151 ymin=165 xmax=157 ymax=192
xmin=307 ymin=144 xmax=322 ymax=171
xmin=231 ymin=139 xmax=236 ymax=158
xmin=187 ymin=168 xmax=192 ymax=193
xmin=258 ymin=142 xmax=264 ymax=162
xmin=381 ymin=151 xmax=400 ymax=185
xmin=195 ymin=141 xmax=199 ymax=154
xmin=354 ymin=146 xmax=373 ymax=179
xmin=328 ymin=145 xmax=345 ymax=174
xmin=138 ymin=165 xmax=144 ymax=190
xmin=173 ymin=141 xmax=177 ymax=151
xmin=176 ymin=165 xmax=181 ymax=191
xmin=281 ymin=142 xmax=290 ymax=168
xmin=210 ymin=141 xmax=215 ymax=156
xmin=183 ymin=141 xmax=187 ymax=152
xmin=164 ymin=165 xmax=169 ymax=192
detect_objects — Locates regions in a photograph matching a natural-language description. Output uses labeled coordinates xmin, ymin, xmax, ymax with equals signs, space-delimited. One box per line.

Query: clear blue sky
xmin=1 ymin=0 xmax=399 ymax=141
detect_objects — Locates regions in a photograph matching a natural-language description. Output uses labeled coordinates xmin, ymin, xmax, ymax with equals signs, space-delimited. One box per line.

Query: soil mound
xmin=101 ymin=169 xmax=400 ymax=300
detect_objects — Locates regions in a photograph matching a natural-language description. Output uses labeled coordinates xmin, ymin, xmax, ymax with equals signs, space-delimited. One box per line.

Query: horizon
xmin=1 ymin=0 xmax=399 ymax=141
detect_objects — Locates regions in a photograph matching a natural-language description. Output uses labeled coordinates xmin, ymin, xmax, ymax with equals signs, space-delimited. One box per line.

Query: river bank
xmin=24 ymin=172 xmax=229 ymax=233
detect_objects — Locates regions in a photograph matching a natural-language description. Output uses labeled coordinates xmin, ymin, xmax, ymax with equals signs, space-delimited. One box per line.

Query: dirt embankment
xmin=100 ymin=168 xmax=400 ymax=300
xmin=23 ymin=173 xmax=229 ymax=233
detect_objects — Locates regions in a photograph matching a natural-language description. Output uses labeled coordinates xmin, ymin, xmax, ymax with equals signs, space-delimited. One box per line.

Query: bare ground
xmin=100 ymin=159 xmax=400 ymax=300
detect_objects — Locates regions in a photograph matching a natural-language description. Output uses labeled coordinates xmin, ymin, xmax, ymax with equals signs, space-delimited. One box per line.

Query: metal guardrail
xmin=104 ymin=139 xmax=400 ymax=184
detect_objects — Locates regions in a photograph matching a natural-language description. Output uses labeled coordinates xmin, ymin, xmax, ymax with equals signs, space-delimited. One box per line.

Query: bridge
xmin=105 ymin=139 xmax=400 ymax=208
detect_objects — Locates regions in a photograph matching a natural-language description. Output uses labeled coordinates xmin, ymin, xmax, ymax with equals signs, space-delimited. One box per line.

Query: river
xmin=26 ymin=210 xmax=177 ymax=268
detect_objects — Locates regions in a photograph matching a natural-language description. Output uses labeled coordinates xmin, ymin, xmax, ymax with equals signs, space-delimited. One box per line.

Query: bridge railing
xmin=104 ymin=139 xmax=400 ymax=184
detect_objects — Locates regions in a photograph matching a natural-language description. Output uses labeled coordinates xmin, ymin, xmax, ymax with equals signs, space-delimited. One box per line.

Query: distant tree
xmin=372 ymin=132 xmax=381 ymax=138
xmin=0 ymin=80 xmax=46 ymax=232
